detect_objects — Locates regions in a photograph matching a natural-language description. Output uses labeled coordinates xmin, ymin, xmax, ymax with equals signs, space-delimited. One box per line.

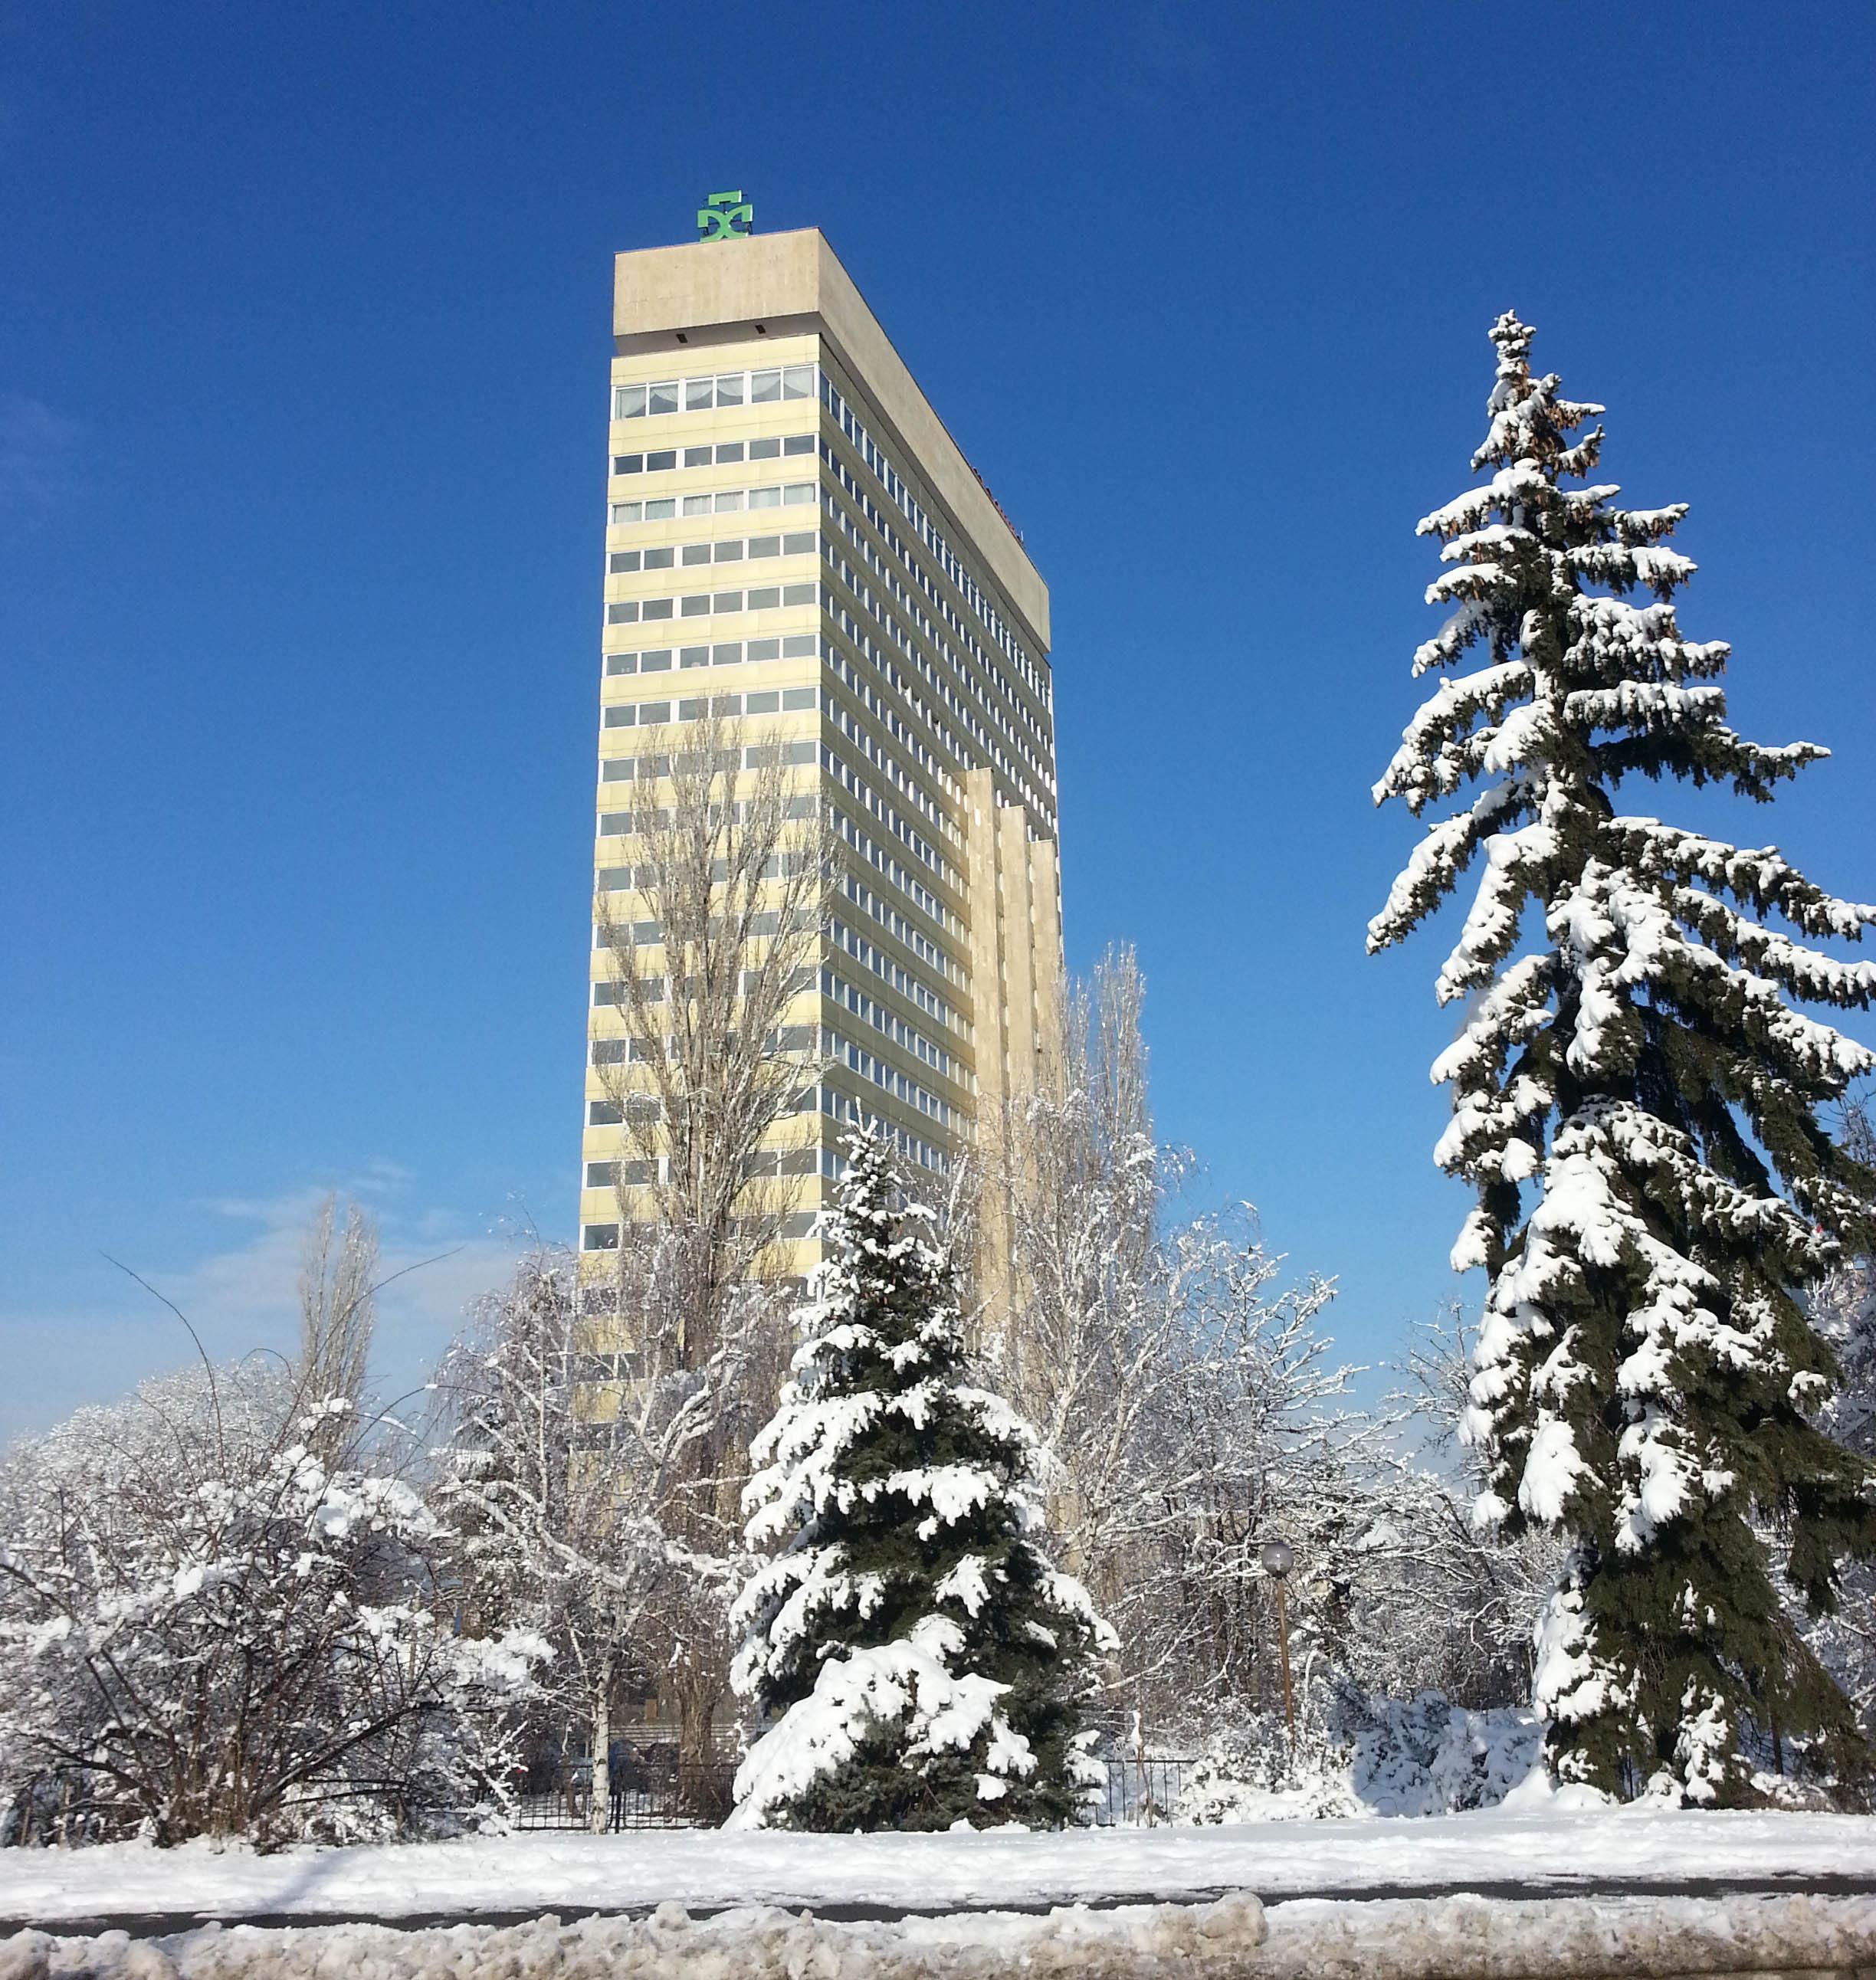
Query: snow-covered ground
xmin=6 ymin=1892 xmax=1876 ymax=1978
xmin=3 ymin=1803 xmax=1874 ymax=1929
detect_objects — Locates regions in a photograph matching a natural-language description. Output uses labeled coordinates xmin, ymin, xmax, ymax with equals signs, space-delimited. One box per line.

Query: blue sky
xmin=3 ymin=2 xmax=1872 ymax=1441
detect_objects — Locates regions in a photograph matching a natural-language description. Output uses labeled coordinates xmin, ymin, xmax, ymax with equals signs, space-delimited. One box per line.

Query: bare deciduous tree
xmin=987 ymin=947 xmax=1369 ymax=1739
xmin=592 ymin=713 xmax=837 ymax=1366
xmin=985 ymin=948 xmax=1172 ymax=1597
xmin=297 ymin=1195 xmax=379 ymax=1454
xmin=581 ymin=713 xmax=838 ymax=1778
xmin=1798 ymin=1090 xmax=1876 ymax=1744
xmin=435 ymin=1249 xmax=671 ymax=1832
xmin=1372 ymin=1307 xmax=1563 ymax=1706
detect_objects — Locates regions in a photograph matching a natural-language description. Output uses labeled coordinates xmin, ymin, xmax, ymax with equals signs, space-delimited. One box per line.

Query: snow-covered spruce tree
xmin=1369 ymin=312 xmax=1876 ymax=1803
xmin=729 ymin=1129 xmax=1112 ymax=1830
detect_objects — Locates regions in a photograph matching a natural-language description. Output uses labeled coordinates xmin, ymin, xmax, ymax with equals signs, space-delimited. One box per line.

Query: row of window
xmin=820 ymin=375 xmax=1042 ymax=701
xmin=841 ymin=873 xmax=957 ymax=988
xmin=604 ymin=633 xmax=818 ymax=677
xmin=608 ymin=529 xmax=815 ymax=575
xmin=612 ymin=365 xmax=818 ymax=418
xmin=591 ymin=1021 xmax=817 ymax=1067
xmin=592 ymin=959 xmax=818 ymax=1008
xmin=584 ymin=1145 xmax=828 ymax=1192
xmin=587 ymin=1093 xmax=658 ymax=1124
xmin=833 ymin=803 xmax=955 ymax=939
xmin=599 ymin=742 xmax=816 ymax=788
xmin=596 ymin=851 xmax=812 ymax=896
xmin=582 ymin=1083 xmax=950 ymax=1182
xmin=826 ymin=1024 xmax=956 ymax=1131
xmin=583 ymin=1208 xmax=820 ymax=1251
xmin=610 ymin=481 xmax=815 ymax=525
xmin=829 ymin=693 xmax=959 ymax=841
xmin=825 ymin=630 xmax=963 ymax=815
xmin=825 ymin=519 xmax=1053 ymax=828
xmin=584 ymin=1007 xmax=956 ymax=1137
xmin=822 ymin=742 xmax=956 ymax=890
xmin=815 ymin=1087 xmax=949 ymax=1177
xmin=828 ymin=916 xmax=954 ymax=1033
xmin=597 ymin=790 xmax=816 ymax=841
xmin=822 ymin=969 xmax=959 ymax=1086
xmin=825 ymin=487 xmax=1053 ymax=804
xmin=602 ymin=683 xmax=819 ymax=730
xmin=605 ymin=581 xmax=817 ymax=627
xmin=613 ymin=434 xmax=815 ymax=477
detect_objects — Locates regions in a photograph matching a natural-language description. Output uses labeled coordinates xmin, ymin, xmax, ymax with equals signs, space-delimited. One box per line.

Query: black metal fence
xmin=1087 ymin=1755 xmax=1196 ymax=1827
xmin=514 ymin=1752 xmax=1195 ymax=1831
xmin=513 ymin=1758 xmax=737 ymax=1831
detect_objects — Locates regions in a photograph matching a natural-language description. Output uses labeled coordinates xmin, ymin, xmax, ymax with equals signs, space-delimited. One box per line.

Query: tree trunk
xmin=589 ymin=1667 xmax=612 ymax=1834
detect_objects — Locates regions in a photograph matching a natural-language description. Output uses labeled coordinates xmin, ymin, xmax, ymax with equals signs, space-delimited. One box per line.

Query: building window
xmin=615 ymin=367 xmax=816 ymax=421
xmin=582 ymin=1223 xmax=621 ymax=1251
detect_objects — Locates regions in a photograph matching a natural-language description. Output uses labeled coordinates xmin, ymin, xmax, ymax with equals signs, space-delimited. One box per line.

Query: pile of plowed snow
xmin=5 ymin=1893 xmax=1875 ymax=1979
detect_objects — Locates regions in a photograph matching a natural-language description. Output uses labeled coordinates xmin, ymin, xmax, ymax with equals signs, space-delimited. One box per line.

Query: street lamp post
xmin=1260 ymin=1538 xmax=1296 ymax=1762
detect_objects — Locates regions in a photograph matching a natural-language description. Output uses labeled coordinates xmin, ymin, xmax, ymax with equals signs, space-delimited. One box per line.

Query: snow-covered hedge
xmin=1176 ymin=1689 xmax=1543 ymax=1824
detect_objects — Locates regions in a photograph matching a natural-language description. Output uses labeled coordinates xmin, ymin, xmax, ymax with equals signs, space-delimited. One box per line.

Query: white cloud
xmin=1 ymin=1174 xmax=531 ymax=1445
xmin=0 ymin=393 xmax=80 ymax=512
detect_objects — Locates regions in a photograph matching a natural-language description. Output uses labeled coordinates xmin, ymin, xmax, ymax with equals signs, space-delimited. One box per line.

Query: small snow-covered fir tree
xmin=1369 ymin=312 xmax=1876 ymax=1803
xmin=729 ymin=1129 xmax=1112 ymax=1830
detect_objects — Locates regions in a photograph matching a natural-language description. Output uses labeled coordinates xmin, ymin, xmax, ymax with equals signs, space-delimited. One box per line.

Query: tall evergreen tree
xmin=728 ymin=1130 xmax=1111 ymax=1831
xmin=1369 ymin=311 xmax=1876 ymax=1803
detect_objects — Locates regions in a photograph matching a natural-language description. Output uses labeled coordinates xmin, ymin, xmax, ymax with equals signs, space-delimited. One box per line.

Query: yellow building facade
xmin=578 ymin=226 xmax=1061 ymax=1291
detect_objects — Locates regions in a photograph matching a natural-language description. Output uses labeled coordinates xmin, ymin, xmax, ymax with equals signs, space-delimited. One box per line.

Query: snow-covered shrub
xmin=1346 ymin=1692 xmax=1543 ymax=1816
xmin=1173 ymin=1706 xmax=1358 ymax=1824
xmin=731 ymin=1130 xmax=1113 ymax=1831
xmin=1174 ymin=1688 xmax=1542 ymax=1824
xmin=0 ymin=1364 xmax=542 ymax=1846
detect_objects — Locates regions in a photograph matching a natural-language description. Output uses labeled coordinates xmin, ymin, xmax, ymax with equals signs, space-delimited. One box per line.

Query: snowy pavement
xmin=3 ymin=1805 xmax=1876 ymax=1931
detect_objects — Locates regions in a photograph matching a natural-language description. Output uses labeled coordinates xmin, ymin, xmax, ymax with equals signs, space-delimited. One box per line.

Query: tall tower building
xmin=578 ymin=225 xmax=1061 ymax=1298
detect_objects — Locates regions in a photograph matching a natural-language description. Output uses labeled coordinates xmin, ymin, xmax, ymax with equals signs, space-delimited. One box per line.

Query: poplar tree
xmin=1369 ymin=311 xmax=1876 ymax=1801
xmin=729 ymin=1130 xmax=1110 ymax=1831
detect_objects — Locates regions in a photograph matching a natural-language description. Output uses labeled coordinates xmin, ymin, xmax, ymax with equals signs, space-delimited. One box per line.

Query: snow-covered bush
xmin=731 ymin=1131 xmax=1113 ymax=1831
xmin=0 ymin=1363 xmax=540 ymax=1846
xmin=1174 ymin=1687 xmax=1542 ymax=1824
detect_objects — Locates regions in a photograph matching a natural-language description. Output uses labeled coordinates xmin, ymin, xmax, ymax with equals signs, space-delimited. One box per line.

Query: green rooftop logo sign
xmin=697 ymin=190 xmax=753 ymax=241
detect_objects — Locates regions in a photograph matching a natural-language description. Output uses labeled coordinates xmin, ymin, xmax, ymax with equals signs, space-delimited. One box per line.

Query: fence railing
xmin=513 ymin=1753 xmax=1195 ymax=1831
xmin=513 ymin=1759 xmax=737 ymax=1831
xmin=1087 ymin=1755 xmax=1195 ymax=1827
